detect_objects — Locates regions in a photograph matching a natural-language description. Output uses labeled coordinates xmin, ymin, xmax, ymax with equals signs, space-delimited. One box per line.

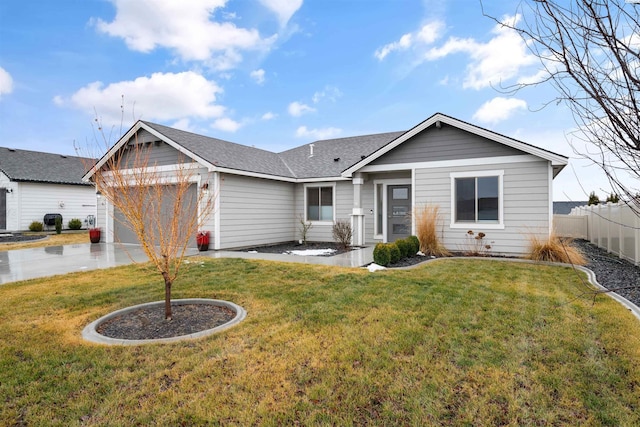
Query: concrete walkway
xmin=0 ymin=243 xmax=375 ymax=284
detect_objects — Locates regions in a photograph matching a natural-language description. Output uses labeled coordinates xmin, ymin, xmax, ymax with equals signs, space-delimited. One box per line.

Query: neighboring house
xmin=0 ymin=147 xmax=96 ymax=231
xmin=84 ymin=113 xmax=568 ymax=255
xmin=553 ymin=201 xmax=588 ymax=215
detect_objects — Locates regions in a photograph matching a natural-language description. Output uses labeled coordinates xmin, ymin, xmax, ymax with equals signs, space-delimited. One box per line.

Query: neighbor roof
xmin=0 ymin=147 xmax=94 ymax=185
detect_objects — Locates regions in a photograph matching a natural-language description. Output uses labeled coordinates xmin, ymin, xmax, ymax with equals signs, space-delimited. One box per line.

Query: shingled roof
xmin=0 ymin=147 xmax=94 ymax=186
xmin=141 ymin=121 xmax=404 ymax=180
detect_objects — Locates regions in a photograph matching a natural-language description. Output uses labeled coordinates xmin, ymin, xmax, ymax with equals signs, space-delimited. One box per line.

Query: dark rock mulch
xmin=96 ymin=304 xmax=236 ymax=340
xmin=575 ymin=239 xmax=640 ymax=307
xmin=241 ymin=241 xmax=354 ymax=256
xmin=0 ymin=233 xmax=45 ymax=244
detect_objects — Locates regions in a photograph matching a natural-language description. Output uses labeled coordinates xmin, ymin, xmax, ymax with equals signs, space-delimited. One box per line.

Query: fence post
xmin=635 ymin=208 xmax=640 ymax=266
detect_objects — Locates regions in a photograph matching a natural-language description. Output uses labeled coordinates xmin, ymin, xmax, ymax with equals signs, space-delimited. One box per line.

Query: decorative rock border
xmin=82 ymin=298 xmax=247 ymax=346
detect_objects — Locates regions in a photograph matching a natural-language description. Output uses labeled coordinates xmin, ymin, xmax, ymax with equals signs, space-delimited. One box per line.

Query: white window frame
xmin=373 ymin=178 xmax=412 ymax=241
xmin=304 ymin=183 xmax=336 ymax=224
xmin=450 ymin=170 xmax=504 ymax=230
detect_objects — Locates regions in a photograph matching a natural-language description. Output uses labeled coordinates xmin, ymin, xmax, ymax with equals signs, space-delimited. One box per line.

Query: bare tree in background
xmin=83 ymin=121 xmax=215 ymax=320
xmin=482 ymin=0 xmax=639 ymax=212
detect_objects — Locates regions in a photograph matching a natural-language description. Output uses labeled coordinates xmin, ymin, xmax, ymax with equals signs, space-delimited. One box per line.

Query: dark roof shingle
xmin=0 ymin=147 xmax=94 ymax=185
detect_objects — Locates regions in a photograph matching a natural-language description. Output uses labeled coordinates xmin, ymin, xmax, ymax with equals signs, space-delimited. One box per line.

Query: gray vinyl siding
xmin=219 ymin=174 xmax=295 ymax=249
xmin=371 ymin=125 xmax=523 ymax=165
xmin=119 ymin=136 xmax=191 ymax=168
xmin=414 ymin=159 xmax=551 ymax=255
xmin=293 ymin=181 xmax=353 ymax=242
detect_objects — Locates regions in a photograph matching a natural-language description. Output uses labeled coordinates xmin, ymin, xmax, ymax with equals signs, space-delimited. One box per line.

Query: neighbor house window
xmin=451 ymin=171 xmax=503 ymax=227
xmin=306 ymin=186 xmax=333 ymax=221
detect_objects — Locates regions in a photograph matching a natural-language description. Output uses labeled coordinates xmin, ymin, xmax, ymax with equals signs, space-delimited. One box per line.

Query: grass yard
xmin=1 ymin=258 xmax=639 ymax=425
xmin=0 ymin=232 xmax=89 ymax=251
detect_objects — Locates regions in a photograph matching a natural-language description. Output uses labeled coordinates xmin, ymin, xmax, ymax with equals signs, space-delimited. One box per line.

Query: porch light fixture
xmin=5 ymin=188 xmax=12 ymax=194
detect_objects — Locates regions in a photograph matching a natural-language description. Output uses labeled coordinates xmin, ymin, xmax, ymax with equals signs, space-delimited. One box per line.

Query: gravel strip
xmin=574 ymin=239 xmax=640 ymax=307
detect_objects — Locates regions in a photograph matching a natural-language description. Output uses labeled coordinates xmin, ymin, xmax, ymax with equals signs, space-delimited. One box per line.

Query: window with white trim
xmin=451 ymin=171 xmax=503 ymax=226
xmin=306 ymin=186 xmax=333 ymax=221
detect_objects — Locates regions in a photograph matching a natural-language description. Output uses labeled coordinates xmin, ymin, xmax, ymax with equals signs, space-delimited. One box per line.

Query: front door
xmin=387 ymin=185 xmax=411 ymax=242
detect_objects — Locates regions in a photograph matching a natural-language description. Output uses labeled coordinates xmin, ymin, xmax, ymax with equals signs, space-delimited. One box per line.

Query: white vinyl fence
xmin=564 ymin=203 xmax=640 ymax=266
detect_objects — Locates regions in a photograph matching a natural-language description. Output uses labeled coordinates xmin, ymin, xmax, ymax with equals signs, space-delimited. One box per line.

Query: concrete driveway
xmin=0 ymin=243 xmax=374 ymax=284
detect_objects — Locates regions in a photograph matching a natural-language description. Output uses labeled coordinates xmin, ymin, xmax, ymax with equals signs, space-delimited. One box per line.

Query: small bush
xmin=54 ymin=216 xmax=62 ymax=234
xmin=462 ymin=230 xmax=493 ymax=256
xmin=373 ymin=243 xmax=391 ymax=266
xmin=68 ymin=218 xmax=83 ymax=230
xmin=396 ymin=238 xmax=411 ymax=258
xmin=388 ymin=243 xmax=401 ymax=264
xmin=526 ymin=232 xmax=587 ymax=265
xmin=407 ymin=235 xmax=420 ymax=254
xmin=332 ymin=220 xmax=352 ymax=249
xmin=29 ymin=221 xmax=44 ymax=232
xmin=414 ymin=204 xmax=450 ymax=257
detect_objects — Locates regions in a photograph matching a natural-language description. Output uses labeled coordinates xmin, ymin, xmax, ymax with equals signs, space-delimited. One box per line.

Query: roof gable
xmin=0 ymin=147 xmax=94 ymax=185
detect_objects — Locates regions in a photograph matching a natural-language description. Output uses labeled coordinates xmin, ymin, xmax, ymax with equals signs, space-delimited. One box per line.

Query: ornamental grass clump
xmin=414 ymin=204 xmax=450 ymax=257
xmin=526 ymin=232 xmax=587 ymax=265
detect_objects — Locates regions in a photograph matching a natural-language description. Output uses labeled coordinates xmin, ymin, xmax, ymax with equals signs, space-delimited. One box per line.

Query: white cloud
xmin=288 ymin=101 xmax=315 ymax=117
xmin=374 ymin=21 xmax=444 ymax=60
xmin=95 ymin=0 xmax=273 ymax=70
xmin=261 ymin=111 xmax=277 ymax=120
xmin=0 ymin=67 xmax=13 ymax=98
xmin=61 ymin=71 xmax=225 ymax=125
xmin=250 ymin=69 xmax=266 ymax=85
xmin=425 ymin=14 xmax=538 ymax=89
xmin=171 ymin=118 xmax=195 ymax=132
xmin=259 ymin=0 xmax=303 ymax=27
xmin=295 ymin=126 xmax=341 ymax=140
xmin=473 ymin=97 xmax=527 ymax=124
xmin=212 ymin=117 xmax=242 ymax=132
xmin=312 ymin=85 xmax=342 ymax=104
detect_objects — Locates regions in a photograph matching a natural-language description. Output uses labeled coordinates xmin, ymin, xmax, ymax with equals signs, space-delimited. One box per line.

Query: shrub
xmin=395 ymin=238 xmax=411 ymax=259
xmin=407 ymin=235 xmax=420 ymax=254
xmin=297 ymin=215 xmax=312 ymax=244
xmin=388 ymin=243 xmax=401 ymax=264
xmin=332 ymin=220 xmax=352 ymax=249
xmin=526 ymin=232 xmax=587 ymax=265
xmin=373 ymin=243 xmax=391 ymax=266
xmin=414 ymin=204 xmax=450 ymax=257
xmin=29 ymin=221 xmax=44 ymax=232
xmin=68 ymin=218 xmax=83 ymax=230
xmin=461 ymin=230 xmax=493 ymax=256
xmin=54 ymin=216 xmax=62 ymax=234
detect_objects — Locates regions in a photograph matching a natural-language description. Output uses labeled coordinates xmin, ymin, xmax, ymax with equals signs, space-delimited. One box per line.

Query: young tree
xmin=84 ymin=124 xmax=215 ymax=320
xmin=588 ymin=191 xmax=600 ymax=206
xmin=482 ymin=0 xmax=640 ymax=213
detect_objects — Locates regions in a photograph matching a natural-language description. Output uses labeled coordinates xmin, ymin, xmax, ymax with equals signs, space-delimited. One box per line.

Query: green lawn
xmin=1 ymin=258 xmax=639 ymax=426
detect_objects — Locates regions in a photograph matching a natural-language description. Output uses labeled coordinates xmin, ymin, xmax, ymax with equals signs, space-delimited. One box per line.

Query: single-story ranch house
xmin=0 ymin=147 xmax=96 ymax=231
xmin=85 ymin=112 xmax=568 ymax=255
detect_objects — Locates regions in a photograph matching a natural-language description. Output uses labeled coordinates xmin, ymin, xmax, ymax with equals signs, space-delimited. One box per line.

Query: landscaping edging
xmin=82 ymin=298 xmax=247 ymax=346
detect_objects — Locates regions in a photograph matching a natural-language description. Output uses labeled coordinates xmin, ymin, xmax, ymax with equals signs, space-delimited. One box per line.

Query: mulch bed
xmin=96 ymin=304 xmax=236 ymax=340
xmin=0 ymin=233 xmax=45 ymax=244
xmin=241 ymin=241 xmax=354 ymax=256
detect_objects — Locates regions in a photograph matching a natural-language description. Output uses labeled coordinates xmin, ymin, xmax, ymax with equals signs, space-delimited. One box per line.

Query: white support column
xmin=351 ymin=173 xmax=365 ymax=246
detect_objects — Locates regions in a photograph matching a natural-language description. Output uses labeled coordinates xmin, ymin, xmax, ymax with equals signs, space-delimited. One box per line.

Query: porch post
xmin=351 ymin=173 xmax=365 ymax=246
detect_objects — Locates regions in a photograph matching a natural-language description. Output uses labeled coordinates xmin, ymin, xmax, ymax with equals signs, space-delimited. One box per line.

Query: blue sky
xmin=0 ymin=0 xmax=624 ymax=201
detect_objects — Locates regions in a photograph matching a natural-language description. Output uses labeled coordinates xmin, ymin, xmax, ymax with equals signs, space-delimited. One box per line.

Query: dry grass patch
xmin=0 ymin=232 xmax=89 ymax=251
xmin=526 ymin=232 xmax=587 ymax=265
xmin=1 ymin=258 xmax=639 ymax=425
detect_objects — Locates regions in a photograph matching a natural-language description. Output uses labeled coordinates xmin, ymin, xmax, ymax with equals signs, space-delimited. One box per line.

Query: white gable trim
xmin=341 ymin=113 xmax=568 ymax=178
xmin=359 ymin=154 xmax=542 ymax=173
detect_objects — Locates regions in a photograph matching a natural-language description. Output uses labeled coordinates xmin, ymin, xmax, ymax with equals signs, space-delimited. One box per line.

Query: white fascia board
xmin=359 ymin=154 xmax=541 ymax=173
xmin=342 ymin=113 xmax=568 ymax=177
xmin=213 ymin=166 xmax=298 ymax=183
xmin=82 ymin=121 xmax=216 ymax=182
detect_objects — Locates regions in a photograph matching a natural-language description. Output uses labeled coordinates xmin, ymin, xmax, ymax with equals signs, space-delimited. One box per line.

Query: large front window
xmin=307 ymin=186 xmax=333 ymax=221
xmin=451 ymin=171 xmax=502 ymax=225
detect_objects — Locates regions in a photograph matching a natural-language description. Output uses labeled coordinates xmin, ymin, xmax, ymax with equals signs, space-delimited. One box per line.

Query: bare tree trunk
xmin=163 ymin=271 xmax=172 ymax=320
